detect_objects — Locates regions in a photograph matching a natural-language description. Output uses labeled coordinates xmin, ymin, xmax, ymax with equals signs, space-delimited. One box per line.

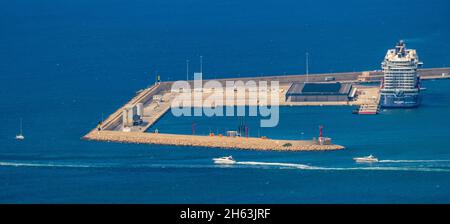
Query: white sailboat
xmin=15 ymin=118 xmax=24 ymax=140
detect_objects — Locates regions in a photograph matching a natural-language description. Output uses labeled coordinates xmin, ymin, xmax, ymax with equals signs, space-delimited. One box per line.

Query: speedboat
xmin=213 ymin=156 xmax=236 ymax=165
xmin=353 ymin=155 xmax=378 ymax=163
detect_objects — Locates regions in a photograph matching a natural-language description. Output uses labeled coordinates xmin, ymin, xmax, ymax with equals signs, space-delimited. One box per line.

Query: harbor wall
xmin=84 ymin=130 xmax=344 ymax=151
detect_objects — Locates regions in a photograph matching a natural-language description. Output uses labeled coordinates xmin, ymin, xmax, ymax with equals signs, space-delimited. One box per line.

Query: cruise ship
xmin=380 ymin=40 xmax=423 ymax=108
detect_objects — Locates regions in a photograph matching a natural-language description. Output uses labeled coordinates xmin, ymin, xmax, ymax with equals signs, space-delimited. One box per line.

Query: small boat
xmin=15 ymin=118 xmax=24 ymax=140
xmin=353 ymin=155 xmax=378 ymax=163
xmin=213 ymin=156 xmax=236 ymax=164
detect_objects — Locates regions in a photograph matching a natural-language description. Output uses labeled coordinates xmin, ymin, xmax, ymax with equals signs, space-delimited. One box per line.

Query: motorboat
xmin=353 ymin=155 xmax=379 ymax=163
xmin=213 ymin=156 xmax=236 ymax=164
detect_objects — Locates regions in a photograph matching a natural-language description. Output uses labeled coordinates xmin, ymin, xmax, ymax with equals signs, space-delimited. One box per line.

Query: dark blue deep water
xmin=1 ymin=0 xmax=450 ymax=203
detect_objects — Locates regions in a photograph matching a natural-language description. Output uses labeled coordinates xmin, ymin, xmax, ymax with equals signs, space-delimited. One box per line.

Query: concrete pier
xmin=91 ymin=82 xmax=172 ymax=133
xmin=84 ymin=67 xmax=450 ymax=151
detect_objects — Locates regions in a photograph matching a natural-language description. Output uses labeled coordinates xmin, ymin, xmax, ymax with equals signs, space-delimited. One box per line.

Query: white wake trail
xmin=0 ymin=161 xmax=96 ymax=168
xmin=316 ymin=166 xmax=450 ymax=172
xmin=379 ymin=159 xmax=450 ymax=163
xmin=237 ymin=161 xmax=318 ymax=169
xmin=235 ymin=161 xmax=450 ymax=172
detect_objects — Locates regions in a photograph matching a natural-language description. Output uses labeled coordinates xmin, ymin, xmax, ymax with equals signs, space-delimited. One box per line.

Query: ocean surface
xmin=1 ymin=0 xmax=450 ymax=203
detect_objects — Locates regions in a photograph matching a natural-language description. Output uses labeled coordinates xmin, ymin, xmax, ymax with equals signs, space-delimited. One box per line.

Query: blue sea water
xmin=1 ymin=0 xmax=450 ymax=203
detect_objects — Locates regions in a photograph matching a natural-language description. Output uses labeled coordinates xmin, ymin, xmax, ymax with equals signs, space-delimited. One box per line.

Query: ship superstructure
xmin=380 ymin=40 xmax=423 ymax=107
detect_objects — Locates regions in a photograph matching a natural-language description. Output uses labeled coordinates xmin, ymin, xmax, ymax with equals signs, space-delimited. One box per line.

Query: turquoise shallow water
xmin=1 ymin=0 xmax=450 ymax=203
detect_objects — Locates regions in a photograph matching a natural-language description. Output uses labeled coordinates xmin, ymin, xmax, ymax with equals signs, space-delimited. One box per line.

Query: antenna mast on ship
xmin=186 ymin=59 xmax=189 ymax=81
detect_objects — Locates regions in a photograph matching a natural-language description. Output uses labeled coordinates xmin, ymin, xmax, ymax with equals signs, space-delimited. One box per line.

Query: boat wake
xmin=237 ymin=161 xmax=319 ymax=169
xmin=379 ymin=159 xmax=450 ymax=163
xmin=317 ymin=166 xmax=450 ymax=172
xmin=235 ymin=161 xmax=450 ymax=172
xmin=2 ymin=159 xmax=450 ymax=173
xmin=0 ymin=161 xmax=219 ymax=169
xmin=237 ymin=161 xmax=321 ymax=169
xmin=0 ymin=161 xmax=97 ymax=168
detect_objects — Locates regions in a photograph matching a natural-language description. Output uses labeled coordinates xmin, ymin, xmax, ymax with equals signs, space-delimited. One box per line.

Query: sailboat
xmin=15 ymin=118 xmax=24 ymax=140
